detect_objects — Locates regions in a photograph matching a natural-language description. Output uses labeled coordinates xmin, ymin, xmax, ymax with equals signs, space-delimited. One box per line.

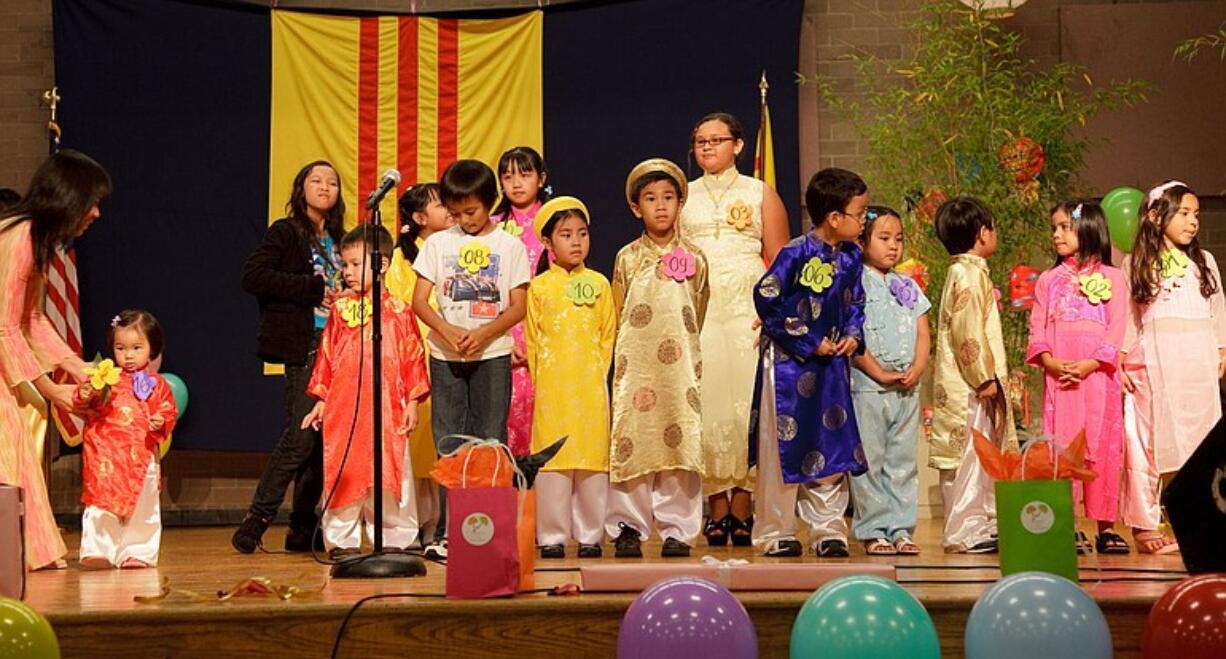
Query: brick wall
xmin=0 ymin=0 xmax=53 ymax=194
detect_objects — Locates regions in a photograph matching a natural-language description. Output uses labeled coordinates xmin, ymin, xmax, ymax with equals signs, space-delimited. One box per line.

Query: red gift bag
xmin=443 ymin=439 xmax=526 ymax=599
xmin=446 ymin=485 xmax=521 ymax=599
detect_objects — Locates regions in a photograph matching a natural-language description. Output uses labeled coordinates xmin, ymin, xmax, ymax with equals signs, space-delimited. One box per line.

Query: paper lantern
xmin=1009 ymin=264 xmax=1039 ymax=310
xmin=999 ymin=136 xmax=1045 ymax=182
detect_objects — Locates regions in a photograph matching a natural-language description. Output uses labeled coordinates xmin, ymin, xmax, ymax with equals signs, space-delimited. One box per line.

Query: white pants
xmin=938 ymin=395 xmax=997 ymax=551
xmin=80 ymin=459 xmax=161 ymax=567
xmin=751 ymin=353 xmax=849 ymax=552
xmin=323 ymin=490 xmax=419 ymax=550
xmin=536 ymin=470 xmax=608 ymax=546
xmin=604 ymin=469 xmax=701 ymax=543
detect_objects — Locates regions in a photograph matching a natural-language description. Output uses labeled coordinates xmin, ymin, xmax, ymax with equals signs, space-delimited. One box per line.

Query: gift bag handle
xmin=442 ymin=434 xmax=526 ymax=490
xmin=1019 ymin=435 xmax=1060 ymax=482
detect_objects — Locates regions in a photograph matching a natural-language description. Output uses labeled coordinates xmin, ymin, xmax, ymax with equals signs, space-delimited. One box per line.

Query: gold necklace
xmin=702 ymin=171 xmax=737 ymax=238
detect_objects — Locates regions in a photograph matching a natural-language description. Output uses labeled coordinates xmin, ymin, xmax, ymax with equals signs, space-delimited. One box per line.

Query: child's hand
xmin=898 ymin=364 xmax=924 ymax=389
xmin=76 ymin=382 xmax=96 ymax=402
xmin=398 ymin=400 xmax=419 ymax=436
xmin=437 ymin=323 xmax=465 ymax=352
xmin=877 ymin=371 xmax=906 ymax=387
xmin=511 ymin=344 xmax=527 ymax=368
xmin=834 ymin=336 xmax=859 ymax=357
xmin=1069 ymin=359 xmax=1099 ymax=380
xmin=149 ymin=414 xmax=165 ymax=432
xmin=815 ymin=338 xmax=838 ymax=357
xmin=1119 ymin=368 xmax=1136 ymax=393
xmin=458 ymin=327 xmax=492 ymax=357
xmin=322 ymin=287 xmax=338 ymax=311
xmin=301 ymin=401 xmax=325 ymax=431
xmin=1039 ymin=354 xmax=1070 ymax=379
xmin=976 ymin=380 xmax=998 ymax=399
xmin=751 ymin=318 xmax=762 ymax=349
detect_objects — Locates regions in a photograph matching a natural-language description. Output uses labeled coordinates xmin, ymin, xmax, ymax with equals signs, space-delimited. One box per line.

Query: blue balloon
xmin=965 ymin=572 xmax=1111 ymax=659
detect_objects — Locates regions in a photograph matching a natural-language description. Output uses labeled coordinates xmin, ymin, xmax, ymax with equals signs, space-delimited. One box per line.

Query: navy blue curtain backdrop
xmin=51 ymin=0 xmax=803 ymax=451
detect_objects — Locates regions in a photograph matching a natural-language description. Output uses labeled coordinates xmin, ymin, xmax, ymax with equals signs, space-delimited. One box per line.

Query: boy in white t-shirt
xmin=412 ymin=159 xmax=531 ymax=559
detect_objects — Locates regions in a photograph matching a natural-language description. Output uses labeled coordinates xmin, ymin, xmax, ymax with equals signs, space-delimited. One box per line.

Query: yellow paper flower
xmin=85 ymin=358 xmax=122 ymax=390
xmin=1077 ymin=273 xmax=1112 ymax=305
xmin=498 ymin=219 xmax=523 ymax=238
xmin=1159 ymin=249 xmax=1190 ymax=279
xmin=459 ymin=242 xmax=491 ymax=274
xmin=726 ymin=199 xmax=754 ymax=231
xmin=339 ymin=296 xmax=373 ymax=328
xmin=799 ymin=258 xmax=834 ymax=294
xmin=566 ymin=275 xmax=600 ymax=306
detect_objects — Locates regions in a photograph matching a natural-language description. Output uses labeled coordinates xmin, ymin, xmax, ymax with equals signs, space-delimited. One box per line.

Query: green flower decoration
xmin=566 ymin=275 xmax=600 ymax=306
xmin=799 ymin=258 xmax=834 ymax=294
xmin=1159 ymin=249 xmax=1190 ymax=279
xmin=1077 ymin=273 xmax=1112 ymax=305
xmin=498 ymin=219 xmax=524 ymax=238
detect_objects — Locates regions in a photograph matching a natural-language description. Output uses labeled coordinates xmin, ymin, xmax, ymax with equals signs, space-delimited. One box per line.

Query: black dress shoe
xmin=614 ymin=523 xmax=643 ymax=558
xmin=578 ymin=543 xmax=602 ymax=558
xmin=540 ymin=544 xmax=565 ymax=559
xmin=817 ymin=538 xmax=850 ymax=558
xmin=765 ymin=538 xmax=803 ymax=557
xmin=661 ymin=537 xmax=691 ymax=558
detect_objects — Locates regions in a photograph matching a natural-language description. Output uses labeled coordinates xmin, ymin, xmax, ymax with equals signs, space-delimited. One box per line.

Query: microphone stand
xmin=331 ymin=205 xmax=426 ymax=579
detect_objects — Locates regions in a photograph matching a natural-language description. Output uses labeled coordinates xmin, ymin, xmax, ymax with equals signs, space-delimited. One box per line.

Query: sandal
xmin=1095 ymin=530 xmax=1131 ymax=555
xmin=726 ymin=515 xmax=754 ymax=547
xmin=703 ymin=516 xmax=729 ymax=547
xmin=864 ymin=538 xmax=896 ymax=555
xmin=1075 ymin=531 xmax=1092 ymax=555
xmin=893 ymin=536 xmax=921 ymax=555
xmin=1134 ymin=530 xmax=1179 ymax=555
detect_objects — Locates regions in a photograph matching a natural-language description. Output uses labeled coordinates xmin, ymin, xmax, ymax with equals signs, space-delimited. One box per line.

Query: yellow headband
xmin=624 ymin=158 xmax=688 ymax=207
xmin=534 ymin=196 xmax=590 ymax=237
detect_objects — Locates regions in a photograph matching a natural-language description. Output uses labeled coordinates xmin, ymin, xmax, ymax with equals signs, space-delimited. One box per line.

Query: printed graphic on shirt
xmin=311 ymin=237 xmax=341 ymax=328
xmin=441 ymin=253 xmax=502 ymax=320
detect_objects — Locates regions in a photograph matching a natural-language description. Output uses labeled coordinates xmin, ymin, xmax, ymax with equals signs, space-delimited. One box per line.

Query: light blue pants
xmin=850 ymin=387 xmax=920 ymax=542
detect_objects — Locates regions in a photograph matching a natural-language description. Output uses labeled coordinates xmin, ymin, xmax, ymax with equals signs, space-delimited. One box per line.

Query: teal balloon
xmin=790 ymin=575 xmax=939 ymax=659
xmin=1101 ymin=186 xmax=1144 ymax=251
xmin=0 ymin=597 xmax=60 ymax=659
xmin=965 ymin=572 xmax=1111 ymax=659
xmin=161 ymin=372 xmax=189 ymax=418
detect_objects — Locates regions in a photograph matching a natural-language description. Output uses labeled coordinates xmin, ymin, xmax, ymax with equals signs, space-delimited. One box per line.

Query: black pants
xmin=247 ymin=333 xmax=324 ymax=530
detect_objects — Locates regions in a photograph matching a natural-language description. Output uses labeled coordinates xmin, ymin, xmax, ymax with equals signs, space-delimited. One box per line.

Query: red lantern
xmin=895 ymin=258 xmax=930 ymax=293
xmin=1009 ymin=264 xmax=1039 ymax=310
xmin=915 ymin=188 xmax=946 ymax=225
xmin=999 ymin=136 xmax=1045 ymax=182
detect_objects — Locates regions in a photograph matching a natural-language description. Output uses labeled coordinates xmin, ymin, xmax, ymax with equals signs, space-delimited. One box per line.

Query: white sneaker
xmin=424 ymin=540 xmax=448 ymax=560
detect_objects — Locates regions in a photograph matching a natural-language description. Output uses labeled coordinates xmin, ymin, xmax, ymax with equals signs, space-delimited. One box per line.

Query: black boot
xmin=231 ymin=514 xmax=270 ymax=554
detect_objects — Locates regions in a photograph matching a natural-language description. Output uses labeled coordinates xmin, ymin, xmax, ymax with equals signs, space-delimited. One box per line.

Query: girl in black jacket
xmin=232 ymin=160 xmax=345 ymax=553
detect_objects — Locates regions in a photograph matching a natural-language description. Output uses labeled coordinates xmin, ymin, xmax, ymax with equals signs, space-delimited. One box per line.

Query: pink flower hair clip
xmin=110 ymin=315 xmax=122 ymax=327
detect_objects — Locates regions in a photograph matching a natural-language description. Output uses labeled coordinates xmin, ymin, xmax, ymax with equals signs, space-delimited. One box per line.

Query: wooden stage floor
xmin=26 ymin=519 xmax=1183 ymax=658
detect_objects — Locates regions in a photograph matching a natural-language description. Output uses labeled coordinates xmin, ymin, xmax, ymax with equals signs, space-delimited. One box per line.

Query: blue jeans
xmin=428 ymin=355 xmax=512 ymax=540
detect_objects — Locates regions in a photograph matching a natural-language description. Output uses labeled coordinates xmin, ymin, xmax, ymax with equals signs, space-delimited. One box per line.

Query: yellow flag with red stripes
xmin=268 ymin=10 xmax=543 ymax=233
xmin=265 ymin=10 xmax=541 ymax=374
xmin=752 ymin=72 xmax=776 ymax=190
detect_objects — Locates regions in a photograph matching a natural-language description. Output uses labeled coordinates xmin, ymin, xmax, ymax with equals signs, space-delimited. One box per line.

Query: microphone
xmin=365 ymin=169 xmax=402 ymax=210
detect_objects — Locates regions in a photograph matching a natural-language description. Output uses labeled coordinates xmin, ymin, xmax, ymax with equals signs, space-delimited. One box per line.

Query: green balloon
xmin=0 ymin=597 xmax=60 ymax=659
xmin=161 ymin=372 xmax=189 ymax=418
xmin=791 ymin=575 xmax=939 ymax=659
xmin=1101 ymin=186 xmax=1144 ymax=252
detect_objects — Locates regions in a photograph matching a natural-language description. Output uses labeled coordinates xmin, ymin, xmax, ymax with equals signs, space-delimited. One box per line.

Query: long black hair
xmin=0 ymin=150 xmax=111 ymax=272
xmin=285 ymin=160 xmax=345 ymax=250
xmin=1049 ymin=199 xmax=1111 ymax=268
xmin=396 ymin=183 xmax=440 ymax=262
xmin=491 ymin=146 xmax=550 ymax=221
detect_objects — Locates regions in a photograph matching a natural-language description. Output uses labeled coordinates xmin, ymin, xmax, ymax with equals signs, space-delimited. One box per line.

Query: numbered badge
xmin=799 ymin=257 xmax=834 ymax=294
xmin=458 ymin=241 xmax=492 ymax=274
xmin=662 ymin=246 xmax=696 ymax=282
xmin=566 ymin=276 xmax=600 ymax=306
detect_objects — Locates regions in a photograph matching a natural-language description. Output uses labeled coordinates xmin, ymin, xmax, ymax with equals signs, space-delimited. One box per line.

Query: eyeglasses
xmin=693 ymin=136 xmax=736 ymax=149
xmin=841 ymin=208 xmax=868 ymax=222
